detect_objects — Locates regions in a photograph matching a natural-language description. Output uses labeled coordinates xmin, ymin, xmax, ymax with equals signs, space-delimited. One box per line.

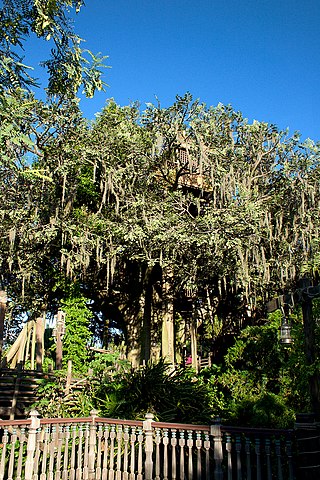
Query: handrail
xmin=221 ymin=424 xmax=295 ymax=436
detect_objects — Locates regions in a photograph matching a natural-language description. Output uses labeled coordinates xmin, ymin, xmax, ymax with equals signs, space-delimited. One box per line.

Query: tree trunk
xmin=161 ymin=266 xmax=175 ymax=365
xmin=0 ymin=290 xmax=7 ymax=362
xmin=126 ymin=312 xmax=142 ymax=369
xmin=141 ymin=267 xmax=153 ymax=364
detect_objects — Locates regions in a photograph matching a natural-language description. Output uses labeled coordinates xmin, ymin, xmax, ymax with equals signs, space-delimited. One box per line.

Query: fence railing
xmin=0 ymin=411 xmax=296 ymax=479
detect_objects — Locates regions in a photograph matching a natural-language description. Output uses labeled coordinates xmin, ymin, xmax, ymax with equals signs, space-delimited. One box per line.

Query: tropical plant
xmin=94 ymin=359 xmax=215 ymax=423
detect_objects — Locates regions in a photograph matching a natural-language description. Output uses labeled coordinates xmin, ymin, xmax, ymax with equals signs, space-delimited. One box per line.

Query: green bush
xmin=95 ymin=359 xmax=214 ymax=423
xmin=227 ymin=393 xmax=296 ymax=428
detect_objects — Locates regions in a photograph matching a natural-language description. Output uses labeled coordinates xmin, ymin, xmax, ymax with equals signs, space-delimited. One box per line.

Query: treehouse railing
xmin=0 ymin=411 xmax=297 ymax=479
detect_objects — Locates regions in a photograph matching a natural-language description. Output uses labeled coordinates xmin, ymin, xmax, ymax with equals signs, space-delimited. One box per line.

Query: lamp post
xmin=52 ymin=310 xmax=66 ymax=370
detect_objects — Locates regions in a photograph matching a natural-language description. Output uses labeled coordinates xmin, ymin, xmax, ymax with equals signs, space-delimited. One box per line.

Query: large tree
xmin=1 ymin=15 xmax=319 ymax=368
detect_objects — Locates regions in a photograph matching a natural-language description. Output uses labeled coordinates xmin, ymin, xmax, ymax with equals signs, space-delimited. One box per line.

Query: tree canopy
xmin=1 ymin=1 xmax=319 ymax=371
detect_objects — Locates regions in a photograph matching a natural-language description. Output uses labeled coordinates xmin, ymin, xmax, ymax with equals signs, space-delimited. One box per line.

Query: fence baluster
xmin=116 ymin=425 xmax=123 ymax=480
xmin=179 ymin=429 xmax=185 ymax=480
xmin=83 ymin=423 xmax=90 ymax=479
xmin=96 ymin=425 xmax=103 ymax=480
xmin=236 ymin=435 xmax=242 ymax=480
xmin=136 ymin=427 xmax=143 ymax=480
xmin=70 ymin=424 xmax=77 ymax=480
xmin=171 ymin=429 xmax=177 ymax=480
xmin=155 ymin=428 xmax=161 ymax=480
xmin=40 ymin=425 xmax=48 ymax=480
xmin=62 ymin=425 xmax=70 ymax=480
xmin=187 ymin=430 xmax=193 ymax=480
xmin=122 ymin=425 xmax=129 ymax=480
xmin=76 ymin=424 xmax=84 ymax=480
xmin=55 ymin=424 xmax=63 ymax=480
xmin=109 ymin=424 xmax=116 ymax=480
xmin=226 ymin=434 xmax=232 ymax=480
xmin=7 ymin=427 xmax=17 ymax=480
xmin=102 ymin=425 xmax=110 ymax=480
xmin=129 ymin=426 xmax=136 ymax=480
xmin=48 ymin=425 xmax=56 ymax=480
xmin=204 ymin=432 xmax=210 ymax=479
xmin=9 ymin=428 xmax=17 ymax=480
xmin=163 ymin=428 xmax=169 ymax=480
xmin=255 ymin=438 xmax=261 ymax=480
xmin=196 ymin=431 xmax=202 ymax=480
xmin=275 ymin=439 xmax=283 ymax=480
xmin=245 ymin=437 xmax=251 ymax=480
xmin=286 ymin=438 xmax=294 ymax=480
xmin=0 ymin=427 xmax=8 ymax=480
xmin=32 ymin=427 xmax=41 ymax=480
xmin=16 ymin=426 xmax=26 ymax=480
xmin=265 ymin=438 xmax=272 ymax=480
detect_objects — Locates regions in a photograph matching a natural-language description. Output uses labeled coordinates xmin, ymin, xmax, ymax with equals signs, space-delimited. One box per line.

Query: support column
xmin=211 ymin=418 xmax=223 ymax=480
xmin=88 ymin=409 xmax=99 ymax=480
xmin=143 ymin=413 xmax=154 ymax=480
xmin=24 ymin=410 xmax=40 ymax=480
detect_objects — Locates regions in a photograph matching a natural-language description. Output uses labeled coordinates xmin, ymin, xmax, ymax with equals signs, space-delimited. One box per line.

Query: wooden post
xmin=211 ymin=418 xmax=223 ymax=480
xmin=190 ymin=320 xmax=198 ymax=373
xmin=24 ymin=410 xmax=40 ymax=480
xmin=65 ymin=359 xmax=72 ymax=395
xmin=55 ymin=311 xmax=65 ymax=370
xmin=0 ymin=290 xmax=7 ymax=362
xmin=143 ymin=413 xmax=154 ymax=480
xmin=35 ymin=316 xmax=44 ymax=371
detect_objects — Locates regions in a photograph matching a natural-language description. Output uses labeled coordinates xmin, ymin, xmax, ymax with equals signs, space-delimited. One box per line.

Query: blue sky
xmin=27 ymin=0 xmax=320 ymax=141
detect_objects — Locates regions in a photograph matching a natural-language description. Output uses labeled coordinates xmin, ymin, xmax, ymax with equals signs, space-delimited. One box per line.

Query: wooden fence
xmin=0 ymin=411 xmax=296 ymax=479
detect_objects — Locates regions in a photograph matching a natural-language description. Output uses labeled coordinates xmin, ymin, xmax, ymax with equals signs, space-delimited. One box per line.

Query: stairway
xmin=0 ymin=368 xmax=46 ymax=419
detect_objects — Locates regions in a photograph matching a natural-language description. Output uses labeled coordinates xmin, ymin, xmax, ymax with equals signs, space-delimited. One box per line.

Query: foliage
xmin=94 ymin=359 xmax=215 ymax=423
xmin=198 ymin=309 xmax=311 ymax=427
xmin=33 ymin=370 xmax=95 ymax=418
xmin=1 ymin=0 xmax=319 ymax=418
xmin=227 ymin=393 xmax=296 ymax=429
xmin=0 ymin=0 xmax=107 ymax=96
xmin=60 ymin=288 xmax=93 ymax=373
xmin=87 ymin=349 xmax=131 ymax=382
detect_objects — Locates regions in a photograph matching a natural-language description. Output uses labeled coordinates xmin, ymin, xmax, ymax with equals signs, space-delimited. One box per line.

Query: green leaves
xmin=0 ymin=0 xmax=107 ymax=98
xmin=95 ymin=359 xmax=214 ymax=423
